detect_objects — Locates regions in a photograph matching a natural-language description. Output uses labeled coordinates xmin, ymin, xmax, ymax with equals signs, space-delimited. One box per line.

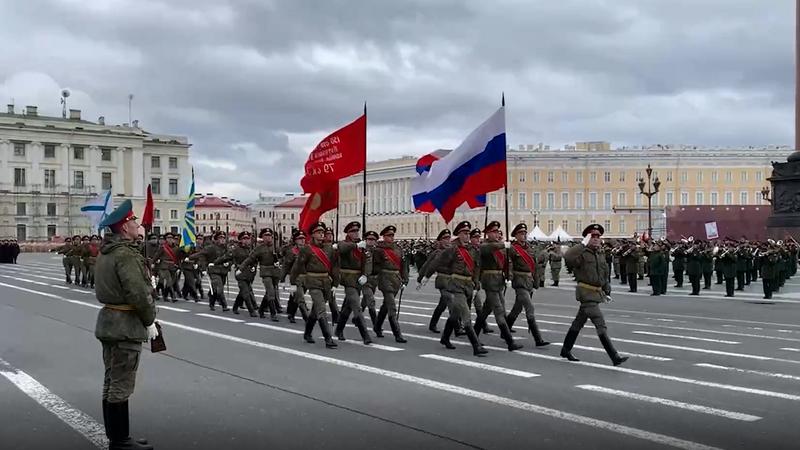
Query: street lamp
xmin=761 ymin=186 xmax=773 ymax=204
xmin=531 ymin=209 xmax=541 ymax=227
xmin=214 ymin=212 xmax=220 ymax=232
xmin=637 ymin=164 xmax=661 ymax=238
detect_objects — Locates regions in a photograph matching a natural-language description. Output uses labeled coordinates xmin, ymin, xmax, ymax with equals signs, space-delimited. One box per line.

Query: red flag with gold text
xmin=300 ymin=114 xmax=366 ymax=193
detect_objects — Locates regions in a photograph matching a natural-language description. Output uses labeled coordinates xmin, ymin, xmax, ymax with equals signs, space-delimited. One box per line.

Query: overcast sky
xmin=0 ymin=0 xmax=794 ymax=201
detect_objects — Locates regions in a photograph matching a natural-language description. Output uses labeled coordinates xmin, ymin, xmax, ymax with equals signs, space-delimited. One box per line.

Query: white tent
xmin=527 ymin=225 xmax=550 ymax=241
xmin=548 ymin=225 xmax=573 ymax=242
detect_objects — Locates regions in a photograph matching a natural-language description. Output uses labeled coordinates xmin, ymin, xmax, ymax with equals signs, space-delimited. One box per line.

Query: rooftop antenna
xmin=128 ymin=94 xmax=133 ymax=124
xmin=60 ymin=89 xmax=71 ymax=118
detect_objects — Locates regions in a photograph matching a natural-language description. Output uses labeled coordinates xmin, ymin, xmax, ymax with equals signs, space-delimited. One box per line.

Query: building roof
xmin=195 ymin=194 xmax=250 ymax=209
xmin=274 ymin=197 xmax=308 ymax=208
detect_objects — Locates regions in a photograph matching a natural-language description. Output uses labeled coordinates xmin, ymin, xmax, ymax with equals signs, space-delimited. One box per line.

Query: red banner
xmin=141 ymin=184 xmax=154 ymax=232
xmin=300 ymin=114 xmax=366 ymax=193
xmin=298 ymin=183 xmax=339 ymax=234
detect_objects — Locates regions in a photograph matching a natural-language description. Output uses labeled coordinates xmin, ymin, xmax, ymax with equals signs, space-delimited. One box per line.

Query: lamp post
xmin=214 ymin=212 xmax=220 ymax=232
xmin=531 ymin=209 xmax=541 ymax=228
xmin=761 ymin=186 xmax=773 ymax=204
xmin=424 ymin=213 xmax=430 ymax=241
xmin=637 ymin=164 xmax=661 ymax=238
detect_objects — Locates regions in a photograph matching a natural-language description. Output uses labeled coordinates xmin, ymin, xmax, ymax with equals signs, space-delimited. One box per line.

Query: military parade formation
xmin=0 ymin=238 xmax=21 ymax=264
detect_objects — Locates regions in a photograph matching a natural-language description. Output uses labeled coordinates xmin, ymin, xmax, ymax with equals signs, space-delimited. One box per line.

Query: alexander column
xmin=766 ymin=0 xmax=800 ymax=238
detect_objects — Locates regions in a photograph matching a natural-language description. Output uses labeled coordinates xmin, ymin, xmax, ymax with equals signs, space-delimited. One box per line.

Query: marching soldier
xmin=473 ymin=221 xmax=522 ymax=351
xmin=152 ymin=233 xmax=180 ymax=302
xmin=78 ymin=236 xmax=91 ymax=287
xmin=535 ymin=243 xmax=547 ymax=288
xmin=69 ymin=234 xmax=84 ymax=287
xmin=241 ymin=228 xmax=282 ymax=321
xmin=216 ymin=231 xmax=258 ymax=317
xmin=437 ymin=221 xmax=487 ymax=356
xmin=417 ymin=229 xmax=453 ymax=334
xmin=323 ymin=227 xmax=340 ymax=324
xmin=648 ymin=242 xmax=668 ymax=296
xmin=717 ymin=242 xmax=737 ymax=297
xmin=469 ymin=228 xmax=492 ymax=334
xmin=85 ymin=235 xmax=101 ymax=289
xmin=562 ymin=224 xmax=629 ymax=366
xmin=291 ymin=222 xmax=338 ymax=348
xmin=94 ymin=199 xmax=157 ymax=450
xmin=505 ymin=223 xmax=550 ymax=347
xmin=360 ymin=231 xmax=380 ymax=325
xmin=191 ymin=231 xmax=230 ymax=311
xmin=623 ymin=242 xmax=642 ymax=293
xmin=672 ymin=242 xmax=686 ymax=288
xmin=333 ymin=221 xmax=373 ymax=345
xmin=372 ymin=225 xmax=408 ymax=343
xmin=53 ymin=236 xmax=75 ymax=284
xmin=178 ymin=244 xmax=200 ymax=301
xmin=701 ymin=242 xmax=714 ymax=289
xmin=686 ymin=244 xmax=702 ymax=295
xmin=283 ymin=230 xmax=310 ymax=323
xmin=548 ymin=244 xmax=563 ymax=287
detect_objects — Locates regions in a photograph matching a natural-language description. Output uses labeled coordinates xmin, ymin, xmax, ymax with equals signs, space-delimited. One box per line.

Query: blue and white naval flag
xmin=80 ymin=189 xmax=114 ymax=231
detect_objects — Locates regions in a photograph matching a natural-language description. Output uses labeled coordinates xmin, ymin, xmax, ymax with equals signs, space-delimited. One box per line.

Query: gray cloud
xmin=0 ymin=0 xmax=794 ymax=200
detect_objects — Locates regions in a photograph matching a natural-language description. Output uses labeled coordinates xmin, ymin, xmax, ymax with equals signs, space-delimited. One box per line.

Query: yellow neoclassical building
xmin=324 ymin=142 xmax=787 ymax=240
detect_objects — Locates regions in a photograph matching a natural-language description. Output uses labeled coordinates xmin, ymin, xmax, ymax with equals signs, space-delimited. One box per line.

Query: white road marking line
xmin=780 ymin=348 xmax=800 ymax=352
xmin=245 ymin=323 xmax=403 ymax=352
xmin=576 ymin=385 xmax=761 ymax=422
xmin=157 ymin=305 xmax=190 ymax=313
xmin=546 ymin=343 xmax=672 ymax=362
xmin=612 ymin=338 xmax=800 ymax=364
xmin=400 ymin=305 xmax=433 ymax=311
xmin=695 ymin=363 xmax=800 ymax=382
xmin=631 ymin=331 xmax=740 ymax=345
xmin=195 ymin=313 xmax=244 ymax=323
xmin=778 ymin=330 xmax=794 ymax=333
xmin=419 ymin=354 xmax=540 ymax=378
xmin=246 ymin=322 xmax=302 ymax=334
xmin=0 ymin=357 xmax=107 ymax=448
xmin=158 ymin=320 xmax=721 ymax=450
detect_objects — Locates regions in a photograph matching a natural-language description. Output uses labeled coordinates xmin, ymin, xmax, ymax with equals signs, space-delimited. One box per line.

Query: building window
xmin=546 ymin=220 xmax=554 ymax=234
xmin=73 ymin=146 xmax=84 ymax=160
xmin=561 ymin=192 xmax=569 ymax=209
xmin=696 ymin=192 xmax=704 ymax=204
xmin=603 ymin=192 xmax=612 ymax=210
xmin=619 ymin=218 xmax=626 ymax=234
xmin=101 ymin=148 xmax=112 ymax=161
xmin=532 ymin=192 xmax=541 ymax=210
xmin=44 ymin=169 xmax=56 ymax=188
xmin=47 ymin=202 xmax=56 ymax=216
xmin=153 ymin=226 xmax=161 ymax=235
xmin=16 ymin=224 xmax=26 ymax=242
xmin=741 ymin=171 xmax=749 ymax=182
xmin=170 ymin=226 xmax=179 ymax=234
xmin=725 ymin=171 xmax=732 ymax=183
xmin=101 ymin=172 xmax=112 ymax=190
xmin=725 ymin=192 xmax=733 ymax=205
xmin=13 ymin=142 xmax=26 ymax=156
xmin=575 ymin=192 xmax=584 ymax=209
xmin=740 ymin=192 xmax=748 ymax=204
xmin=561 ymin=171 xmax=568 ymax=183
xmin=665 ymin=192 xmax=673 ymax=205
xmin=562 ymin=220 xmax=569 ymax=232
xmin=533 ymin=171 xmax=540 ymax=183
xmin=635 ymin=193 xmax=642 ymax=207
xmin=519 ymin=171 xmax=526 ymax=183
xmin=576 ymin=220 xmax=583 ymax=233
xmin=169 ymin=157 xmax=178 ymax=169
xmin=589 ymin=192 xmax=597 ymax=209
xmin=16 ymin=202 xmax=26 ymax=216
xmin=170 ymin=209 xmax=178 ymax=220
xmin=151 ymin=178 xmax=161 ymax=195
xmin=154 ymin=209 xmax=161 ymax=219
xmin=680 ymin=192 xmax=688 ymax=205
xmin=590 ymin=172 xmax=597 ymax=183
xmin=44 ymin=144 xmax=56 ymax=158
xmin=756 ymin=172 xmax=763 ymax=182
xmin=635 ymin=171 xmax=642 ymax=181
xmin=711 ymin=171 xmax=718 ymax=183
xmin=226 ymin=213 xmax=230 ymax=220
xmin=73 ymin=171 xmax=84 ymax=189
xmin=14 ymin=168 xmax=26 ymax=186
xmin=618 ymin=192 xmax=626 ymax=206
xmin=151 ymin=156 xmax=160 ymax=168
xmin=710 ymin=192 xmax=718 ymax=205
xmin=547 ymin=171 xmax=554 ymax=183
xmin=490 ymin=193 xmax=498 ymax=207
xmin=518 ymin=192 xmax=527 ymax=209
xmin=604 ymin=219 xmax=612 ymax=233
xmin=546 ymin=192 xmax=555 ymax=209
xmin=697 ymin=172 xmax=703 ymax=183
xmin=47 ymin=224 xmax=57 ymax=238
xmin=618 ymin=171 xmax=626 ymax=182
xmin=576 ymin=172 xmax=583 ymax=183
xmin=680 ymin=171 xmax=688 ymax=183
xmin=202 ymin=225 xmax=207 ymax=233
xmin=603 ymin=171 xmax=611 ymax=183
xmin=169 ymin=179 xmax=178 ymax=196
xmin=666 ymin=171 xmax=673 ymax=182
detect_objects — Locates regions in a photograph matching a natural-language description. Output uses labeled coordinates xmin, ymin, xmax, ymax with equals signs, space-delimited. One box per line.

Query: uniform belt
xmin=381 ymin=269 xmax=399 ymax=273
xmin=103 ymin=304 xmax=136 ymax=311
xmin=306 ymin=272 xmax=330 ymax=277
xmin=512 ymin=271 xmax=533 ymax=276
xmin=577 ymin=282 xmax=603 ymax=292
xmin=482 ymin=270 xmax=503 ymax=274
xmin=436 ymin=273 xmax=451 ymax=277
xmin=340 ymin=269 xmax=361 ymax=274
xmin=451 ymin=273 xmax=473 ymax=281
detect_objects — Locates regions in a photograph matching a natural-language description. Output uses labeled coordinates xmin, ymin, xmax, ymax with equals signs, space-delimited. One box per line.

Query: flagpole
xmin=362 ymin=102 xmax=367 ymax=238
xmin=335 ymin=205 xmax=340 ymax=243
xmin=502 ymin=93 xmax=511 ymax=281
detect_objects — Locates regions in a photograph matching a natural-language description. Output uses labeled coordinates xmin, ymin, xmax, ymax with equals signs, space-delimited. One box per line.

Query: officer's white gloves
xmin=504 ymin=241 xmax=511 ymax=249
xmin=193 ymin=264 xmax=198 ymax=270
xmin=581 ymin=234 xmax=591 ymax=246
xmin=332 ymin=243 xmax=338 ymax=250
xmin=223 ymin=262 xmax=230 ymax=267
xmin=358 ymin=275 xmax=368 ymax=286
xmin=251 ymin=267 xmax=256 ymax=272
xmin=184 ymin=258 xmax=190 ymax=262
xmin=146 ymin=322 xmax=159 ymax=341
xmin=208 ymin=263 xmax=215 ymax=268
xmin=357 ymin=241 xmax=367 ymax=249
xmin=235 ymin=269 xmax=242 ymax=276
xmin=150 ymin=276 xmax=157 ymax=289
xmin=604 ymin=294 xmax=614 ymax=303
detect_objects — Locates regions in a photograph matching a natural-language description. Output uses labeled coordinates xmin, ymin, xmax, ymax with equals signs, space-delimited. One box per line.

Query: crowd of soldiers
xmin=0 ymin=238 xmax=20 ymax=264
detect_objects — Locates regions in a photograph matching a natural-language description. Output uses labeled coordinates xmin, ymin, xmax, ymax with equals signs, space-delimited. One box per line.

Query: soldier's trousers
xmin=763 ymin=278 xmax=773 ymax=299
xmin=374 ymin=289 xmax=402 ymax=337
xmin=234 ymin=279 xmax=257 ymax=313
xmin=303 ymin=288 xmax=330 ymax=322
xmin=507 ymin=287 xmax=540 ymax=328
xmin=689 ymin=274 xmax=701 ymax=295
xmin=613 ymin=262 xmax=620 ymax=278
xmin=182 ymin=269 xmax=198 ymax=299
xmin=651 ymin=275 xmax=666 ymax=295
xmin=470 ymin=289 xmax=485 ymax=315
xmin=550 ymin=269 xmax=560 ymax=286
xmin=63 ymin=258 xmax=73 ymax=281
xmin=725 ymin=277 xmax=735 ymax=296
xmin=429 ymin=289 xmax=452 ymax=329
xmin=745 ymin=269 xmax=752 ymax=285
xmin=474 ymin=289 xmax=509 ymax=330
xmin=70 ymin=257 xmax=83 ymax=284
xmin=674 ymin=270 xmax=684 ymax=287
xmin=627 ymin=273 xmax=638 ymax=292
xmin=620 ymin=271 xmax=627 ymax=285
xmin=337 ymin=286 xmax=366 ymax=328
xmin=736 ymin=271 xmax=745 ymax=290
xmin=569 ymin=303 xmax=608 ymax=337
xmin=259 ymin=276 xmax=279 ymax=316
xmin=361 ymin=285 xmax=377 ymax=322
xmin=716 ymin=270 xmax=723 ymax=284
xmin=703 ymin=271 xmax=712 ymax=289
xmin=447 ymin=287 xmax=473 ymax=324
xmin=81 ymin=262 xmax=90 ymax=285
xmin=209 ymin=273 xmax=227 ymax=308
xmin=750 ymin=268 xmax=759 ymax=283
xmin=101 ymin=340 xmax=141 ymax=403
xmin=195 ymin=270 xmax=204 ymax=297
xmin=158 ymin=269 xmax=174 ymax=295
xmin=326 ymin=289 xmax=339 ymax=323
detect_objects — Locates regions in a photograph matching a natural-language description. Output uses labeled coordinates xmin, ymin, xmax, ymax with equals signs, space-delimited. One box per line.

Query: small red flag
xmin=300 ymin=114 xmax=366 ymax=193
xmin=141 ymin=184 xmax=154 ymax=232
xmin=299 ymin=182 xmax=339 ymax=234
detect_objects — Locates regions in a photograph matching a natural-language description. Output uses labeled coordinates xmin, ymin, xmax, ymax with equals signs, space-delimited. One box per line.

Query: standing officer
xmin=760 ymin=244 xmax=777 ymax=299
xmin=562 ymin=224 xmax=629 ymax=366
xmin=359 ymin=231 xmax=380 ymax=324
xmin=437 ymin=221 xmax=487 ymax=356
xmin=94 ymin=199 xmax=157 ymax=450
xmin=735 ymin=242 xmax=748 ymax=291
xmin=333 ymin=221 xmax=373 ymax=345
xmin=473 ymin=221 xmax=522 ymax=351
xmin=371 ymin=225 xmax=408 ymax=343
xmin=291 ymin=222 xmax=338 ymax=348
xmin=191 ymin=231 xmax=230 ymax=311
xmin=548 ymin=244 xmax=563 ymax=287
xmin=505 ymin=223 xmax=550 ymax=347
xmin=717 ymin=242 xmax=737 ymax=297
xmin=241 ymin=228 xmax=281 ymax=321
xmin=417 ymin=229 xmax=452 ymax=334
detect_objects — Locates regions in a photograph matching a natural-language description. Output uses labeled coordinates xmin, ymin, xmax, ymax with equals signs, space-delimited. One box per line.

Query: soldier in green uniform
xmin=333 ymin=221 xmax=373 ymax=345
xmin=686 ymin=244 xmax=702 ymax=295
xmin=52 ymin=236 xmax=75 ymax=284
xmin=548 ymin=244 xmax=563 ymax=286
xmin=94 ymin=200 xmax=156 ymax=450
xmin=215 ymin=231 xmax=258 ymax=317
xmin=193 ymin=235 xmax=207 ymax=300
xmin=241 ymin=228 xmax=282 ymax=320
xmin=323 ymin=227 xmax=340 ymax=324
xmin=562 ymin=224 xmax=628 ymax=366
xmin=436 ymin=221 xmax=487 ymax=356
xmin=468 ymin=228 xmax=492 ymax=334
xmin=291 ymin=222 xmax=338 ymax=348
xmin=360 ymin=231 xmax=380 ymax=324
xmin=371 ymin=225 xmax=408 ymax=343
xmin=77 ymin=235 xmax=91 ymax=287
xmin=85 ymin=235 xmax=101 ymax=289
xmin=535 ymin=243 xmax=547 ymax=288
xmin=283 ymin=230 xmax=310 ymax=323
xmin=152 ymin=233 xmax=179 ymax=302
xmin=505 ymin=223 xmax=550 ymax=347
xmin=473 ymin=221 xmax=522 ymax=351
xmin=68 ymin=234 xmax=84 ymax=287
xmin=417 ymin=229 xmax=453 ymax=333
xmin=178 ymin=244 xmax=200 ymax=301
xmin=190 ymin=231 xmax=230 ymax=311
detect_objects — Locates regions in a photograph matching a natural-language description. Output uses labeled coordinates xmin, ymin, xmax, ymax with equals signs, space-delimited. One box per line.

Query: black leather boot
xmin=373 ymin=306 xmax=387 ymax=338
xmin=298 ymin=302 xmax=309 ymax=323
xmin=465 ymin=326 xmax=487 ymax=356
xmin=527 ymin=318 xmax=550 ymax=347
xmin=560 ymin=328 xmax=580 ymax=361
xmin=335 ymin=313 xmax=347 ymax=341
xmin=107 ymin=400 xmax=153 ymax=450
xmin=354 ymin=316 xmax=373 ymax=345
xmin=440 ymin=318 xmax=456 ymax=349
xmin=499 ymin=323 xmax=523 ymax=351
xmin=599 ymin=334 xmax=628 ymax=366
xmin=319 ymin=318 xmax=338 ymax=348
xmin=428 ymin=314 xmax=441 ymax=334
xmin=388 ymin=315 xmax=407 ymax=343
xmin=286 ymin=295 xmax=297 ymax=323
xmin=473 ymin=310 xmax=488 ymax=337
xmin=368 ymin=307 xmax=378 ymax=326
xmin=303 ymin=318 xmax=316 ymax=343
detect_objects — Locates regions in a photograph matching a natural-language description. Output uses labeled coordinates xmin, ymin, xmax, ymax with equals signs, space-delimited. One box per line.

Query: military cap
xmin=98 ymin=199 xmax=136 ymax=230
xmin=582 ymin=223 xmax=604 ymax=237
xmin=238 ymin=231 xmax=251 ymax=240
xmin=436 ymin=229 xmax=452 ymax=241
xmin=511 ymin=223 xmax=528 ymax=237
xmin=364 ymin=230 xmax=379 ymax=240
xmin=454 ymin=221 xmax=471 ymax=235
xmin=64 ymin=237 xmax=72 ymax=242
xmin=308 ymin=221 xmax=326 ymax=234
xmin=484 ymin=220 xmax=501 ymax=233
xmin=72 ymin=234 xmax=82 ymax=240
xmin=259 ymin=228 xmax=274 ymax=237
xmin=380 ymin=225 xmax=396 ymax=236
xmin=164 ymin=232 xmax=175 ymax=239
xmin=213 ymin=231 xmax=226 ymax=240
xmin=91 ymin=235 xmax=100 ymax=241
xmin=292 ymin=229 xmax=306 ymax=240
xmin=344 ymin=221 xmax=361 ymax=233
xmin=148 ymin=233 xmax=159 ymax=240
xmin=470 ymin=228 xmax=482 ymax=238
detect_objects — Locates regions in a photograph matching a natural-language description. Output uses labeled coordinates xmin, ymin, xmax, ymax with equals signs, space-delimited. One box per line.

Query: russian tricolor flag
xmin=412 ymin=107 xmax=506 ymax=222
